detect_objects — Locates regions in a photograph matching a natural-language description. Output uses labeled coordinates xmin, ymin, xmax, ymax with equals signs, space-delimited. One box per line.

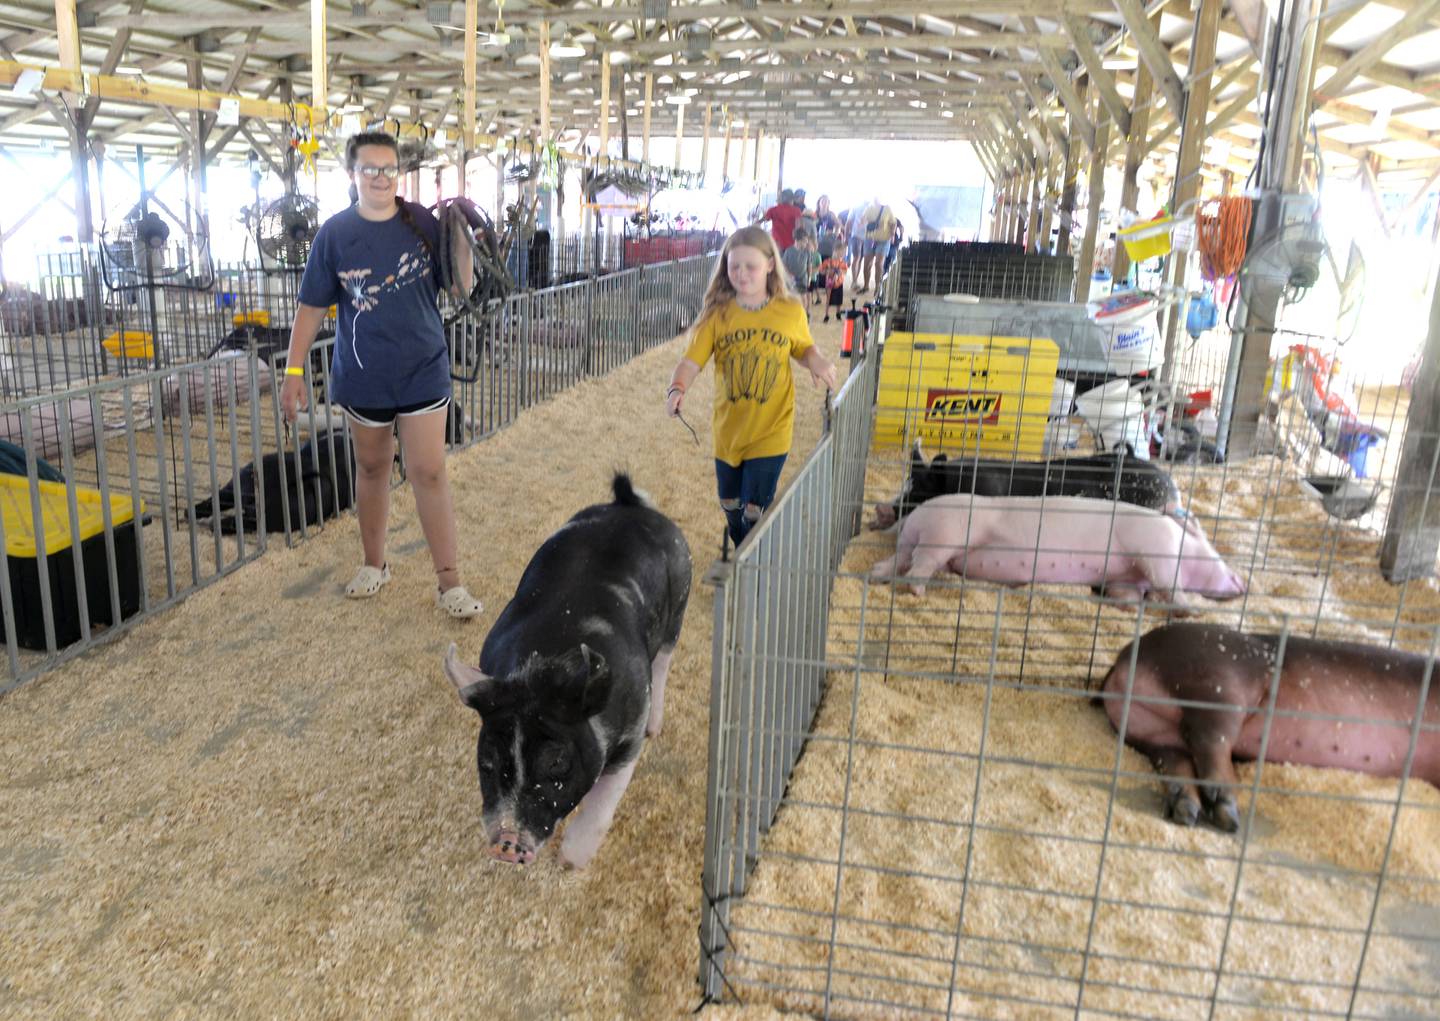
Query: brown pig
xmin=1100 ymin=623 xmax=1439 ymax=831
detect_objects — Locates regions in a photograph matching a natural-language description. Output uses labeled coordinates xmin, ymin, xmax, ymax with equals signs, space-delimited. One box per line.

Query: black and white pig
xmin=871 ymin=440 xmax=1182 ymax=529
xmin=443 ymin=473 xmax=691 ymax=869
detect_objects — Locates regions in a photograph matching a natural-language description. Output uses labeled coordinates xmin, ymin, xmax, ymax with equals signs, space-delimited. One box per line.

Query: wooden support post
xmin=55 ymin=0 xmax=81 ymax=74
xmin=776 ymin=135 xmax=786 ymax=195
xmin=53 ymin=0 xmax=94 ymax=242
xmin=1113 ymin=10 xmax=1160 ymax=284
xmin=738 ymin=122 xmax=749 ymax=181
xmin=1161 ymin=0 xmax=1223 ymax=374
xmin=751 ymin=128 xmax=763 ymax=181
xmin=1039 ymin=145 xmax=1059 ymax=254
xmin=463 ymin=0 xmax=477 ymax=154
xmin=310 ymin=0 xmax=327 ymax=115
xmin=540 ymin=22 xmax=551 ymax=146
xmin=1027 ymin=171 xmax=1043 ymax=253
xmin=700 ymin=101 xmax=712 ymax=183
xmin=1380 ymin=259 xmax=1440 ymax=581
xmin=1058 ymin=77 xmax=1088 ymax=258
xmin=674 ymin=98 xmax=685 ymax=171
xmin=186 ymin=50 xmax=210 ymax=239
xmin=598 ymin=52 xmax=611 ymax=166
xmin=641 ymin=73 xmax=653 ymax=167
xmin=720 ymin=105 xmax=732 ymax=183
xmin=1075 ymin=94 xmax=1111 ymax=302
xmin=495 ymin=144 xmax=505 ymax=223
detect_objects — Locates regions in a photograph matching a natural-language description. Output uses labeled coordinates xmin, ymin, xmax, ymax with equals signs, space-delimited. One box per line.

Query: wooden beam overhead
xmin=1061 ymin=14 xmax=1131 ymax=138
xmin=1316 ymin=0 xmax=1440 ymax=101
xmin=1113 ymin=0 xmax=1185 ymax=117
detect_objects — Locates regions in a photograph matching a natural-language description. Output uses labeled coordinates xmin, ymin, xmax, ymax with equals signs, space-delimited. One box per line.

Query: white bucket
xmin=1075 ymin=378 xmax=1148 ymax=457
xmin=1097 ymin=415 xmax=1150 ymax=459
xmin=1104 ymin=313 xmax=1160 ymax=375
xmin=1049 ymin=378 xmax=1076 ymax=419
xmin=1043 ymin=418 xmax=1083 ymax=456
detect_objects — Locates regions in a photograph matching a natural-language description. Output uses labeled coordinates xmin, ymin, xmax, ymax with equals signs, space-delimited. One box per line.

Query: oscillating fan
xmin=254 ymin=193 xmax=319 ymax=271
xmin=1237 ymin=221 xmax=1365 ymax=341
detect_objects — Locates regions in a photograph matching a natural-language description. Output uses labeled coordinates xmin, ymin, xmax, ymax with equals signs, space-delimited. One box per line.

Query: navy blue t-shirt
xmin=297 ymin=201 xmax=450 ymax=408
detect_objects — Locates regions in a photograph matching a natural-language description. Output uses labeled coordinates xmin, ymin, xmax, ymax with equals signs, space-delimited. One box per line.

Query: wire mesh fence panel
xmin=3 ymin=252 xmax=716 ymax=690
xmin=700 ymin=306 xmax=1440 ymax=1019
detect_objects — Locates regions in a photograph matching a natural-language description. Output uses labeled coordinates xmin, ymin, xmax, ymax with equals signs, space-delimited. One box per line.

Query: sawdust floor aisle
xmin=0 ymin=305 xmax=849 ymax=1019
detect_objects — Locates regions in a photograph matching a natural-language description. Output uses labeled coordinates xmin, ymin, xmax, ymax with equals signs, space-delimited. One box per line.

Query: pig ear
xmin=577 ymin=643 xmax=611 ymax=717
xmin=443 ymin=643 xmax=497 ymax=714
xmin=911 ymin=438 xmax=927 ymax=465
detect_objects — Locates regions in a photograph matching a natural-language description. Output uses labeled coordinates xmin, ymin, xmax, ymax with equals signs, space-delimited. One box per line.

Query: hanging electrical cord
xmin=1196 ymin=196 xmax=1253 ymax=280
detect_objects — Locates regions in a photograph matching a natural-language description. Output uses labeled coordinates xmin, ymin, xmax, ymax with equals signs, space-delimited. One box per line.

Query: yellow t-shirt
xmin=683 ymin=298 xmax=815 ymax=467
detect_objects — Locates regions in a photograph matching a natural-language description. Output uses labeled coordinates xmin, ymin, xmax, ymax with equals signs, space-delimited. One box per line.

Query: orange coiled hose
xmin=1195 ymin=196 xmax=1252 ymax=280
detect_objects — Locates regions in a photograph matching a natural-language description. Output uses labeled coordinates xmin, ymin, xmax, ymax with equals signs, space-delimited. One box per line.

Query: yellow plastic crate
xmin=232 ymin=310 xmax=271 ymax=328
xmin=101 ymin=330 xmax=154 ymax=360
xmin=1 ymin=475 xmax=141 ymax=557
xmin=873 ymin=333 xmax=1060 ymax=458
xmin=1118 ymin=216 xmax=1174 ymax=262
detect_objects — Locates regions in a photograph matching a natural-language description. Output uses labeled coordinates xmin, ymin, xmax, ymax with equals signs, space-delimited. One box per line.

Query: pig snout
xmin=489 ymin=828 xmax=538 ymax=866
xmin=870 ymin=503 xmax=898 ymax=530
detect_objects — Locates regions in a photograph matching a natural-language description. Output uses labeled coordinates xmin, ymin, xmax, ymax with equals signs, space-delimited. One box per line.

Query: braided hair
xmin=344 ymin=131 xmax=435 ymax=265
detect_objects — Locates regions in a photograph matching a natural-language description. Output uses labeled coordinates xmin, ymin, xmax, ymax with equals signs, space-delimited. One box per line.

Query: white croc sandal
xmin=436 ymin=585 xmax=483 ymax=620
xmin=345 ymin=563 xmax=390 ymax=599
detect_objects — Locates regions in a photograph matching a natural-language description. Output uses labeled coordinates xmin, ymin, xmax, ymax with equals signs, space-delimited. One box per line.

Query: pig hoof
xmin=1208 ymin=800 xmax=1241 ymax=833
xmin=1164 ymin=794 xmax=1201 ymax=827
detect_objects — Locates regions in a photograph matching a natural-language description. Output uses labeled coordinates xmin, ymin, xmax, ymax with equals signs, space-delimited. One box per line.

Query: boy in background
xmin=820 ymin=251 xmax=848 ymax=322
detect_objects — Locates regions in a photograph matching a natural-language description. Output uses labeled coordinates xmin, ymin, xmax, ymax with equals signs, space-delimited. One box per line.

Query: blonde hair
xmin=689 ymin=225 xmax=798 ymax=335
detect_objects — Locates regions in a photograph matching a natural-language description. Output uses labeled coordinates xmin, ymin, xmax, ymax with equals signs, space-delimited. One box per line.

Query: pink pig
xmin=868 ymin=494 xmax=1246 ymax=607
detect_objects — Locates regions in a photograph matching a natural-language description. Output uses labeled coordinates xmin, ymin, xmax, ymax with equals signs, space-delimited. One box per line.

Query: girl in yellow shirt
xmin=666 ymin=226 xmax=838 ymax=548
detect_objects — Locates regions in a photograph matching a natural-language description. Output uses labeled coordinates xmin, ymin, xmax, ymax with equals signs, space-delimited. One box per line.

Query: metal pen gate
xmin=697 ymin=312 xmax=1440 ymax=1018
xmin=2 ymin=252 xmax=715 ymax=691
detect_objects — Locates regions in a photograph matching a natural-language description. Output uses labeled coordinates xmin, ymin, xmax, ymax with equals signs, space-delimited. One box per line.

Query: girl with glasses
xmin=280 ymin=131 xmax=483 ymax=619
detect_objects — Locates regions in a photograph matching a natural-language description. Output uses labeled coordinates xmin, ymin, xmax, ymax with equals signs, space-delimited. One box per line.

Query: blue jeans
xmin=716 ymin=454 xmax=787 ymax=545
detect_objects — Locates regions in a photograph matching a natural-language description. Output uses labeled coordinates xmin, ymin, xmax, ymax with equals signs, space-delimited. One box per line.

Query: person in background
xmin=856 ymin=196 xmax=896 ymax=294
xmin=883 ymin=218 xmax=905 ymax=276
xmin=819 ymin=249 xmax=848 ymax=323
xmin=844 ymin=205 xmax=867 ymax=287
xmin=814 ymin=195 xmax=842 ymax=259
xmin=280 ymin=131 xmax=483 ymax=620
xmin=665 ymin=225 xmax=838 ymax=550
xmin=795 ymin=189 xmax=818 ymax=246
xmin=781 ymin=227 xmax=816 ymax=305
xmin=759 ymin=188 xmax=802 ymax=252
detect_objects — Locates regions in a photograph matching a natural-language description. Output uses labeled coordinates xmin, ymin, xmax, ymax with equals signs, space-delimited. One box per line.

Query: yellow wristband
xmin=284 ymin=366 xmax=305 ymax=377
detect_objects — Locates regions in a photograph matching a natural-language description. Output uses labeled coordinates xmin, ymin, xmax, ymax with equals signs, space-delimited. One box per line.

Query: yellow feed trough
xmin=101 ymin=330 xmax=154 ymax=360
xmin=232 ymin=311 xmax=271 ymax=328
xmin=873 ymin=333 xmax=1060 ymax=459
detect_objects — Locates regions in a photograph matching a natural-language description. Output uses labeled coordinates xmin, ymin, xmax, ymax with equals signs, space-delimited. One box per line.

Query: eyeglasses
xmin=357 ymin=164 xmax=400 ymax=180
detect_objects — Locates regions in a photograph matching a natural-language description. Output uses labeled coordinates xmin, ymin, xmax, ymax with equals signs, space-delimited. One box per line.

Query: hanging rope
xmin=1196 ymin=195 xmax=1253 ymax=280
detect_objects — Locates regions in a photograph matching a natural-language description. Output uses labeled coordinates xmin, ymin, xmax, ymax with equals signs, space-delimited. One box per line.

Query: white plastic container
xmin=1043 ymin=418 xmax=1083 ymax=456
xmin=1049 ymin=377 xmax=1076 ymax=419
xmin=1075 ymin=378 xmax=1149 ymax=458
xmin=1104 ymin=313 xmax=1160 ymax=377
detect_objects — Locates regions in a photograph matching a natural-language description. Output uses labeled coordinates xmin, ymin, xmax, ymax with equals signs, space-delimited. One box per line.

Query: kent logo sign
xmin=925 ymin=388 xmax=1002 ymax=424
